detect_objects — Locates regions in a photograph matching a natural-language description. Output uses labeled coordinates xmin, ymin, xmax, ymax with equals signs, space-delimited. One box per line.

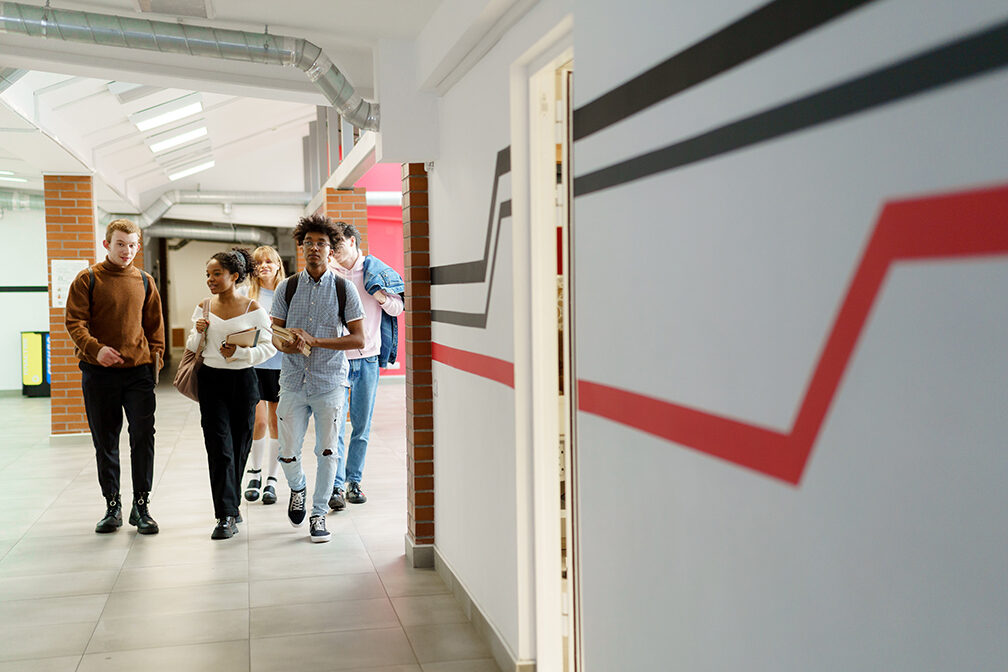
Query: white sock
xmin=249 ymin=437 xmax=268 ymax=477
xmin=266 ymin=438 xmax=282 ymax=481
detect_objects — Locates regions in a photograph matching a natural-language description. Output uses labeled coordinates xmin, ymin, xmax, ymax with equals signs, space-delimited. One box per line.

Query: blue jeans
xmin=334 ymin=356 xmax=380 ymax=491
xmin=276 ymin=386 xmax=344 ymax=517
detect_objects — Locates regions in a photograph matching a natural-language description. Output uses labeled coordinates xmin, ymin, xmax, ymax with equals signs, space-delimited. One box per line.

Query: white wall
xmin=427 ymin=0 xmax=571 ymax=662
xmin=572 ymin=1 xmax=1008 ymax=670
xmin=166 ymin=240 xmax=255 ymax=341
xmin=0 ymin=209 xmax=50 ymax=390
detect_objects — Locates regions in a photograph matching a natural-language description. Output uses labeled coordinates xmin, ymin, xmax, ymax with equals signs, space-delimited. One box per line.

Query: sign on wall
xmin=50 ymin=259 xmax=87 ymax=308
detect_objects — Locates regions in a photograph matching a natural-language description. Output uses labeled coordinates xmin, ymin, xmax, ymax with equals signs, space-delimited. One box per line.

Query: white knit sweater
xmin=185 ymin=303 xmax=277 ymax=369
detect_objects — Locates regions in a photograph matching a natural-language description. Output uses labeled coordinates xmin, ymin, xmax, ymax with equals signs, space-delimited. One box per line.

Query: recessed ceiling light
xmin=131 ymin=94 xmax=203 ymax=132
xmin=0 ymin=176 xmax=28 ymax=183
xmin=168 ymin=160 xmax=215 ymax=181
xmin=150 ymin=126 xmax=208 ymax=153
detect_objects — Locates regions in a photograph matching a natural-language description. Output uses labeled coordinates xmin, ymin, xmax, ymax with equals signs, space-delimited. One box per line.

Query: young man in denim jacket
xmin=327 ymin=221 xmax=405 ymax=509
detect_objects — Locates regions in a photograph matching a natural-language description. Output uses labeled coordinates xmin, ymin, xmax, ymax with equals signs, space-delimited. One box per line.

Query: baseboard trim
xmin=404 ymin=534 xmax=434 ymax=568
xmin=434 ymin=547 xmax=536 ymax=672
xmin=49 ymin=432 xmax=91 ymax=445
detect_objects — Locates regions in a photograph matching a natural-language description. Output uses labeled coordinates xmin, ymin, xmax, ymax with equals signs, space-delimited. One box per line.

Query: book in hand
xmin=225 ymin=327 xmax=260 ymax=348
xmin=272 ymin=325 xmax=312 ymax=356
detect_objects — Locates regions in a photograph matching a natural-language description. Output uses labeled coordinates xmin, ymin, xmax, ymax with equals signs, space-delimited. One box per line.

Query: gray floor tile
xmin=404 ymin=623 xmax=492 ymax=664
xmin=0 ymin=621 xmax=95 ymax=662
xmin=421 ymin=661 xmax=502 ymax=672
xmin=250 ymin=572 xmax=385 ymax=607
xmin=113 ymin=560 xmax=248 ymax=592
xmin=392 ymin=594 xmax=469 ymax=626
xmin=250 ymin=597 xmax=398 ymax=638
xmin=0 ymin=593 xmax=107 ymax=625
xmin=101 ymin=581 xmax=249 ymax=619
xmin=87 ymin=608 xmax=250 ymax=653
xmin=76 ymin=640 xmax=250 ymax=672
xmin=0 ymin=655 xmax=82 ymax=672
xmin=250 ymin=627 xmax=417 ymax=670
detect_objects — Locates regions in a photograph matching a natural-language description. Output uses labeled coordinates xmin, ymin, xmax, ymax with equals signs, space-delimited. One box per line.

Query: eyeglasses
xmin=301 ymin=240 xmax=330 ymax=250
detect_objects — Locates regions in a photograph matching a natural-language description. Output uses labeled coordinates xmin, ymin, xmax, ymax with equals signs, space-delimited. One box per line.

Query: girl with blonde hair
xmin=243 ymin=245 xmax=286 ymax=505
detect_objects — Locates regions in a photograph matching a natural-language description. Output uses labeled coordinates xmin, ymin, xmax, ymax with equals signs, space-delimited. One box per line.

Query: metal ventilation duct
xmin=144 ymin=219 xmax=275 ymax=245
xmin=0 ymin=2 xmax=379 ymax=130
xmin=136 ymin=189 xmax=311 ymax=228
xmin=0 ymin=66 xmax=25 ymax=92
xmin=0 ymin=188 xmax=44 ymax=210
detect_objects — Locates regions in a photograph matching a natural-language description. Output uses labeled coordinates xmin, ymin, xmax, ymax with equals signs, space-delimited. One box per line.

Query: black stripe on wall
xmin=430 ymin=148 xmax=511 ymax=286
xmin=0 ymin=286 xmax=47 ymax=293
xmin=573 ymin=19 xmax=1008 ymax=197
xmin=431 ymin=199 xmax=511 ymax=327
xmin=572 ymin=0 xmax=878 ymax=141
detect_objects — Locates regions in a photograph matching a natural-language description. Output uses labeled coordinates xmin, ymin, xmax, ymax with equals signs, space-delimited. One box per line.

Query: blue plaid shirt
xmin=270 ymin=269 xmax=364 ymax=396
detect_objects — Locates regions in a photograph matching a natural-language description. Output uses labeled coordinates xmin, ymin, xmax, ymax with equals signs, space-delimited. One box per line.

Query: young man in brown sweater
xmin=65 ymin=219 xmax=165 ymax=535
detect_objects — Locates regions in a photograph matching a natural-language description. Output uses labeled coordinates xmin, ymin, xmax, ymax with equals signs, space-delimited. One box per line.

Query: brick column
xmin=324 ymin=187 xmax=368 ymax=253
xmin=44 ymin=174 xmax=97 ymax=436
xmin=402 ymin=163 xmax=434 ymax=567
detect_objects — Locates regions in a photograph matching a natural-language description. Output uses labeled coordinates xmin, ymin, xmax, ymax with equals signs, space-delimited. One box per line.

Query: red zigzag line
xmin=577 ymin=183 xmax=1008 ymax=486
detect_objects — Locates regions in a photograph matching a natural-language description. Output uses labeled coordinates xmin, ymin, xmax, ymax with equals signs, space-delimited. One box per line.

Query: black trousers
xmin=197 ymin=366 xmax=260 ymax=518
xmin=80 ymin=362 xmax=157 ymax=498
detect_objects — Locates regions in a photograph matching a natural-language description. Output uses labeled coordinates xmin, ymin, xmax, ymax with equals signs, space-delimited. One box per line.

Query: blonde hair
xmin=106 ymin=218 xmax=141 ymax=242
xmin=248 ymin=245 xmax=285 ymax=300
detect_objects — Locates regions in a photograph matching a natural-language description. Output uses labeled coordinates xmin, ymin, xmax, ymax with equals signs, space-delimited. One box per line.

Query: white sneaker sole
xmin=310 ymin=534 xmax=331 ymax=543
xmin=289 ymin=516 xmax=305 ymax=528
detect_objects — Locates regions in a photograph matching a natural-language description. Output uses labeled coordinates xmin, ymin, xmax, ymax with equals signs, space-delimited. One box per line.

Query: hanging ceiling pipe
xmin=0 ymin=2 xmax=379 ymax=130
xmin=0 ymin=188 xmax=44 ymax=209
xmin=0 ymin=66 xmax=26 ymax=93
xmin=144 ymin=219 xmax=276 ymax=245
xmin=130 ymin=189 xmax=311 ymax=228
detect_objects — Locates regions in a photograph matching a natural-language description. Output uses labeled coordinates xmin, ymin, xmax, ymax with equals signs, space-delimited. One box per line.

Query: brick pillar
xmin=402 ymin=163 xmax=434 ymax=567
xmin=44 ymin=174 xmax=97 ymax=436
xmin=324 ymin=187 xmax=368 ymax=254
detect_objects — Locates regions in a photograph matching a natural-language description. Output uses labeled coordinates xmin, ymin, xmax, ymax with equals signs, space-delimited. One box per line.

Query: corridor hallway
xmin=0 ymin=379 xmax=497 ymax=671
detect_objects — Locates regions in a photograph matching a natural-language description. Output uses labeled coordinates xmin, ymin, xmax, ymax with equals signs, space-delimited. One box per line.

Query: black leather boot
xmin=128 ymin=492 xmax=160 ymax=535
xmin=95 ymin=493 xmax=122 ymax=533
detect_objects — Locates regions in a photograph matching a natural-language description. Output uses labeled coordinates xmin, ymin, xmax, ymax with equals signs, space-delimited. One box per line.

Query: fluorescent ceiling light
xmin=131 ymin=94 xmax=203 ymax=132
xmin=0 ymin=176 xmax=28 ymax=183
xmin=0 ymin=170 xmax=13 ymax=175
xmin=168 ymin=160 xmax=215 ymax=181
xmin=150 ymin=126 xmax=208 ymax=153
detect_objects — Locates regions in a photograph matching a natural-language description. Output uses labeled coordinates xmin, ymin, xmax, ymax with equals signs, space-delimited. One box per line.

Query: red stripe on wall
xmin=432 ymin=342 xmax=515 ymax=388
xmin=577 ymin=183 xmax=1008 ymax=485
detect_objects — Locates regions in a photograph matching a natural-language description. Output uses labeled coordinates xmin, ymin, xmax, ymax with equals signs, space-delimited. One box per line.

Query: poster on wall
xmin=51 ymin=259 xmax=88 ymax=308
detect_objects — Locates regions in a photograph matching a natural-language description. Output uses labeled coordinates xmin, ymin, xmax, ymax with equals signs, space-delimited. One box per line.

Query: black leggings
xmin=197 ymin=366 xmax=260 ymax=518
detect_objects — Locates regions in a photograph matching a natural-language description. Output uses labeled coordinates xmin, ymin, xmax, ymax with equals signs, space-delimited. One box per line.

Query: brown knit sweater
xmin=65 ymin=260 xmax=165 ymax=367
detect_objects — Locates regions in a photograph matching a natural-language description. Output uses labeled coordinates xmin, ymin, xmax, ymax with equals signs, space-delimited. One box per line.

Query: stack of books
xmin=272 ymin=326 xmax=312 ymax=356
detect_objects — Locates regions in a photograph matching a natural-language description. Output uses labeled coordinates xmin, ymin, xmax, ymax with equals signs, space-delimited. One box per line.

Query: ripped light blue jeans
xmin=277 ymin=386 xmax=344 ymax=517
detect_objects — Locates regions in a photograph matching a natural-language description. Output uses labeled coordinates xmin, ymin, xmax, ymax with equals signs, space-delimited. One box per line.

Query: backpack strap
xmin=284 ymin=273 xmax=300 ymax=306
xmin=283 ymin=271 xmax=346 ymax=327
xmin=334 ymin=274 xmax=347 ymax=328
xmin=89 ymin=266 xmax=151 ymax=308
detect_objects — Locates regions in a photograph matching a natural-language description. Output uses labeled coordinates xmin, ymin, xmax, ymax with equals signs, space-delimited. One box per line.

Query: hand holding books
xmin=272 ymin=325 xmax=312 ymax=356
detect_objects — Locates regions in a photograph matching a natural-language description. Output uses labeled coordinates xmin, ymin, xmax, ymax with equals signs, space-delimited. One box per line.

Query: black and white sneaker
xmin=287 ymin=487 xmax=307 ymax=527
xmin=262 ymin=478 xmax=278 ymax=505
xmin=309 ymin=515 xmax=331 ymax=543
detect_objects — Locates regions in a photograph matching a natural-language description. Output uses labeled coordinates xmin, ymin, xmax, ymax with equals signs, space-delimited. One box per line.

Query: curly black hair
xmin=292 ymin=213 xmax=340 ymax=249
xmin=210 ymin=247 xmax=256 ymax=284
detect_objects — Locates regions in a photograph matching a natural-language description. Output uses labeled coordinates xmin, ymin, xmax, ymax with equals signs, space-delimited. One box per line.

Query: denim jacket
xmin=362 ymin=255 xmax=405 ymax=367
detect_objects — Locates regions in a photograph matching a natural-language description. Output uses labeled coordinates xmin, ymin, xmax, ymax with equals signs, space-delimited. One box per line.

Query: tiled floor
xmin=0 ymin=378 xmax=497 ymax=672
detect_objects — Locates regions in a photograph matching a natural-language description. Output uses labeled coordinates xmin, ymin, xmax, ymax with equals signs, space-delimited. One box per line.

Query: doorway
xmin=526 ymin=49 xmax=579 ymax=671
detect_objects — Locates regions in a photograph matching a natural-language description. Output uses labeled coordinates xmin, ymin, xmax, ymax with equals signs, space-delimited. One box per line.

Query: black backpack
xmin=283 ymin=271 xmax=347 ymax=327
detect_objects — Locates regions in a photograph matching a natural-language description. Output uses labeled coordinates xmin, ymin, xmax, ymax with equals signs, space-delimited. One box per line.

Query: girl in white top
xmin=242 ymin=245 xmax=286 ymax=506
xmin=186 ymin=248 xmax=277 ymax=540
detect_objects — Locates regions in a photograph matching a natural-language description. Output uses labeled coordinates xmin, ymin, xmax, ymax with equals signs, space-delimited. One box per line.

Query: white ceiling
xmin=0 ymin=0 xmax=444 ymax=219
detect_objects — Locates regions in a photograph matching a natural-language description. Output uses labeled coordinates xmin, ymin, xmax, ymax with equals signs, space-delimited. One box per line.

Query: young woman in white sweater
xmin=187 ymin=248 xmax=277 ymax=539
